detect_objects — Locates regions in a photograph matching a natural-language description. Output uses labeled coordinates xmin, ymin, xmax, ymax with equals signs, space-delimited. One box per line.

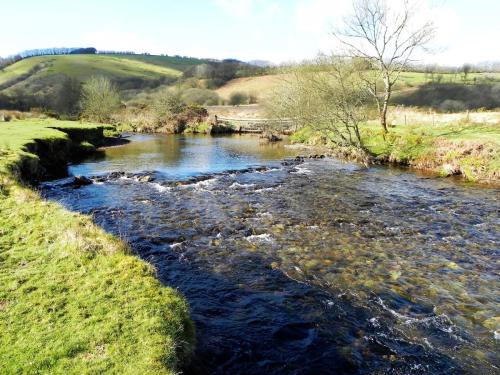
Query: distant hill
xmin=0 ymin=54 xmax=211 ymax=97
xmin=215 ymin=70 xmax=500 ymax=108
xmin=247 ymin=60 xmax=274 ymax=68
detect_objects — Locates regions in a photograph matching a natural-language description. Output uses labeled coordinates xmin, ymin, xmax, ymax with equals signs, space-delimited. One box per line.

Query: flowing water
xmin=43 ymin=134 xmax=499 ymax=374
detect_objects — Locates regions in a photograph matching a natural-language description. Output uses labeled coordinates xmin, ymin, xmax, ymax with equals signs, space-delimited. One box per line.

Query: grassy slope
xmin=215 ymin=71 xmax=500 ymax=102
xmin=122 ymin=54 xmax=211 ymax=72
xmin=0 ymin=54 xmax=206 ymax=95
xmin=216 ymin=74 xmax=282 ymax=100
xmin=291 ymin=113 xmax=500 ymax=183
xmin=0 ymin=120 xmax=194 ymax=374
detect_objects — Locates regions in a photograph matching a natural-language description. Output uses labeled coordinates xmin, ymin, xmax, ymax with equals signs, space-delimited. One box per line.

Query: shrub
xmin=152 ymin=90 xmax=186 ymax=132
xmin=229 ymin=91 xmax=249 ymax=106
xmin=152 ymin=91 xmax=209 ymax=133
xmin=181 ymin=88 xmax=220 ymax=106
xmin=248 ymin=92 xmax=259 ymax=104
xmin=52 ymin=75 xmax=81 ymax=117
xmin=80 ymin=76 xmax=121 ymax=123
xmin=439 ymin=99 xmax=467 ymax=113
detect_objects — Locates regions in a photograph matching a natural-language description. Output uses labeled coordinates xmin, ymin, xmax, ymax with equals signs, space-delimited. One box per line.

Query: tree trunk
xmin=380 ymin=77 xmax=392 ymax=134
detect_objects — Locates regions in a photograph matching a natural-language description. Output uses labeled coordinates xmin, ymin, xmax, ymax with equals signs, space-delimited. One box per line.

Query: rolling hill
xmin=0 ymin=54 xmax=210 ymax=96
xmin=2 ymin=52 xmax=500 ymax=112
xmin=216 ymin=72 xmax=500 ymax=109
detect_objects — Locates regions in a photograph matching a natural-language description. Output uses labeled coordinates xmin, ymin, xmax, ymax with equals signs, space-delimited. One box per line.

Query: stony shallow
xmin=43 ymin=134 xmax=499 ymax=374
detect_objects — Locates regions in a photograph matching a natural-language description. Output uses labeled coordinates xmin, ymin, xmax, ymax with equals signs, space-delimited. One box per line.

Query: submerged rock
xmin=107 ymin=171 xmax=126 ymax=179
xmin=73 ymin=175 xmax=93 ymax=187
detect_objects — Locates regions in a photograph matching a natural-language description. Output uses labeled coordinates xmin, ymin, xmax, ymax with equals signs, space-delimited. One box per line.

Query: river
xmin=42 ymin=133 xmax=499 ymax=374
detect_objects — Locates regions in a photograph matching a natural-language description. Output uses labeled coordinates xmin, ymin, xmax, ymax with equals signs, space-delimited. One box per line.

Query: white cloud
xmin=266 ymin=2 xmax=281 ymax=16
xmin=294 ymin=0 xmax=350 ymax=34
xmin=214 ymin=0 xmax=256 ymax=17
xmin=292 ymin=0 xmax=352 ymax=58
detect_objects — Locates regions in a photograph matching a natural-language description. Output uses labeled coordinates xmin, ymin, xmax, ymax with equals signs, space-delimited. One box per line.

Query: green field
xmin=0 ymin=119 xmax=195 ymax=374
xmin=3 ymin=54 xmax=500 ymax=110
xmin=0 ymin=54 xmax=212 ymax=97
xmin=291 ymin=117 xmax=500 ymax=183
xmin=122 ymin=54 xmax=212 ymax=71
xmin=397 ymin=71 xmax=500 ymax=86
xmin=215 ymin=71 xmax=500 ymax=102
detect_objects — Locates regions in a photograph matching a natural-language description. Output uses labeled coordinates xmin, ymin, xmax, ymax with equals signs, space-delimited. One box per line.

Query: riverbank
xmin=0 ymin=119 xmax=194 ymax=374
xmin=41 ymin=132 xmax=500 ymax=373
xmin=291 ymin=120 xmax=500 ymax=184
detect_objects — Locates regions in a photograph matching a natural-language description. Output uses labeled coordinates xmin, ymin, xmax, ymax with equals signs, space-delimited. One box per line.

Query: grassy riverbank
xmin=291 ymin=113 xmax=500 ymax=184
xmin=0 ymin=120 xmax=194 ymax=374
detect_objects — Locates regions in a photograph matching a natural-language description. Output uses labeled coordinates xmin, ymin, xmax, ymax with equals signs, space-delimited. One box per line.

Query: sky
xmin=0 ymin=0 xmax=499 ymax=66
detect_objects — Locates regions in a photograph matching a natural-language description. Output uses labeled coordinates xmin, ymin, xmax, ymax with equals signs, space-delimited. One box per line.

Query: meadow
xmin=215 ymin=71 xmax=500 ymax=103
xmin=0 ymin=119 xmax=195 ymax=374
xmin=0 ymin=54 xmax=206 ymax=97
xmin=291 ymin=109 xmax=500 ymax=183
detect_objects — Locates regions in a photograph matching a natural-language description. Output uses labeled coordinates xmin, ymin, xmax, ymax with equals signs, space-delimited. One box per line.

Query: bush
xmin=152 ymin=90 xmax=209 ymax=133
xmin=439 ymin=99 xmax=467 ymax=113
xmin=229 ymin=91 xmax=249 ymax=106
xmin=248 ymin=92 xmax=259 ymax=104
xmin=181 ymin=88 xmax=220 ymax=106
xmin=81 ymin=76 xmax=121 ymax=122
xmin=152 ymin=90 xmax=186 ymax=132
xmin=52 ymin=75 xmax=81 ymax=117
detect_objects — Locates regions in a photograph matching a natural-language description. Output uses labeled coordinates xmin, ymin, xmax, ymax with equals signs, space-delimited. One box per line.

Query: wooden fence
xmin=215 ymin=116 xmax=297 ymax=134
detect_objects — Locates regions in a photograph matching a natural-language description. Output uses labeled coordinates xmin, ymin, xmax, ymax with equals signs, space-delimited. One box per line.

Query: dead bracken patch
xmin=418 ymin=138 xmax=499 ymax=181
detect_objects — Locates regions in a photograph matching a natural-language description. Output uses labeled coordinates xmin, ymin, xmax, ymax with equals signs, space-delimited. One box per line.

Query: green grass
xmin=0 ymin=54 xmax=199 ymax=97
xmin=122 ymin=54 xmax=211 ymax=72
xmin=214 ymin=71 xmax=500 ymax=103
xmin=0 ymin=54 xmax=201 ymax=86
xmin=183 ymin=121 xmax=211 ymax=134
xmin=396 ymin=71 xmax=500 ymax=87
xmin=0 ymin=119 xmax=195 ymax=374
xmin=291 ymin=119 xmax=500 ymax=183
xmin=0 ymin=119 xmax=102 ymax=151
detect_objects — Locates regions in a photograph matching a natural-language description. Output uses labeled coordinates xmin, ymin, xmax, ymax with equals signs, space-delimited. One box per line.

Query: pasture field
xmin=291 ymin=109 xmax=500 ymax=183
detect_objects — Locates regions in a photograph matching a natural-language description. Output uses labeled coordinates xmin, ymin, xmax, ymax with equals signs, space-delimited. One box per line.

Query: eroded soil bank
xmin=0 ymin=122 xmax=194 ymax=374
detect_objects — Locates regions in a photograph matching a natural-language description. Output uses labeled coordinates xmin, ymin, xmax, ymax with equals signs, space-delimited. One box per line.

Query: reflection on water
xmin=70 ymin=133 xmax=295 ymax=179
xmin=45 ymin=134 xmax=499 ymax=374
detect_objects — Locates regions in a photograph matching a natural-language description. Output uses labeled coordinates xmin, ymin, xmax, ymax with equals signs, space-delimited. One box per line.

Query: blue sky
xmin=1 ymin=0 xmax=499 ymax=65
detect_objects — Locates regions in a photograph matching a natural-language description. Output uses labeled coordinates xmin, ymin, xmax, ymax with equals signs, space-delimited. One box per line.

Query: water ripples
xmin=43 ymin=138 xmax=500 ymax=374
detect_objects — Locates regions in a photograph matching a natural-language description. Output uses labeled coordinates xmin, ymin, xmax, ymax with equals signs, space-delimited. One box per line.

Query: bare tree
xmin=266 ymin=56 xmax=370 ymax=151
xmin=333 ymin=0 xmax=435 ymax=133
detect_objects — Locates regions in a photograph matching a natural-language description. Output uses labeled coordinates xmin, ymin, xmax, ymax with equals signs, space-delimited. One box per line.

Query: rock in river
xmin=73 ymin=175 xmax=93 ymax=187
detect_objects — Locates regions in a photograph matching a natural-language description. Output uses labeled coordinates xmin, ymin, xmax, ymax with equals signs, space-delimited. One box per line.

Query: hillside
xmin=216 ymin=74 xmax=282 ymax=101
xmin=216 ymin=71 xmax=500 ymax=108
xmin=2 ymin=53 xmax=500 ymax=112
xmin=0 ymin=54 xmax=209 ymax=96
